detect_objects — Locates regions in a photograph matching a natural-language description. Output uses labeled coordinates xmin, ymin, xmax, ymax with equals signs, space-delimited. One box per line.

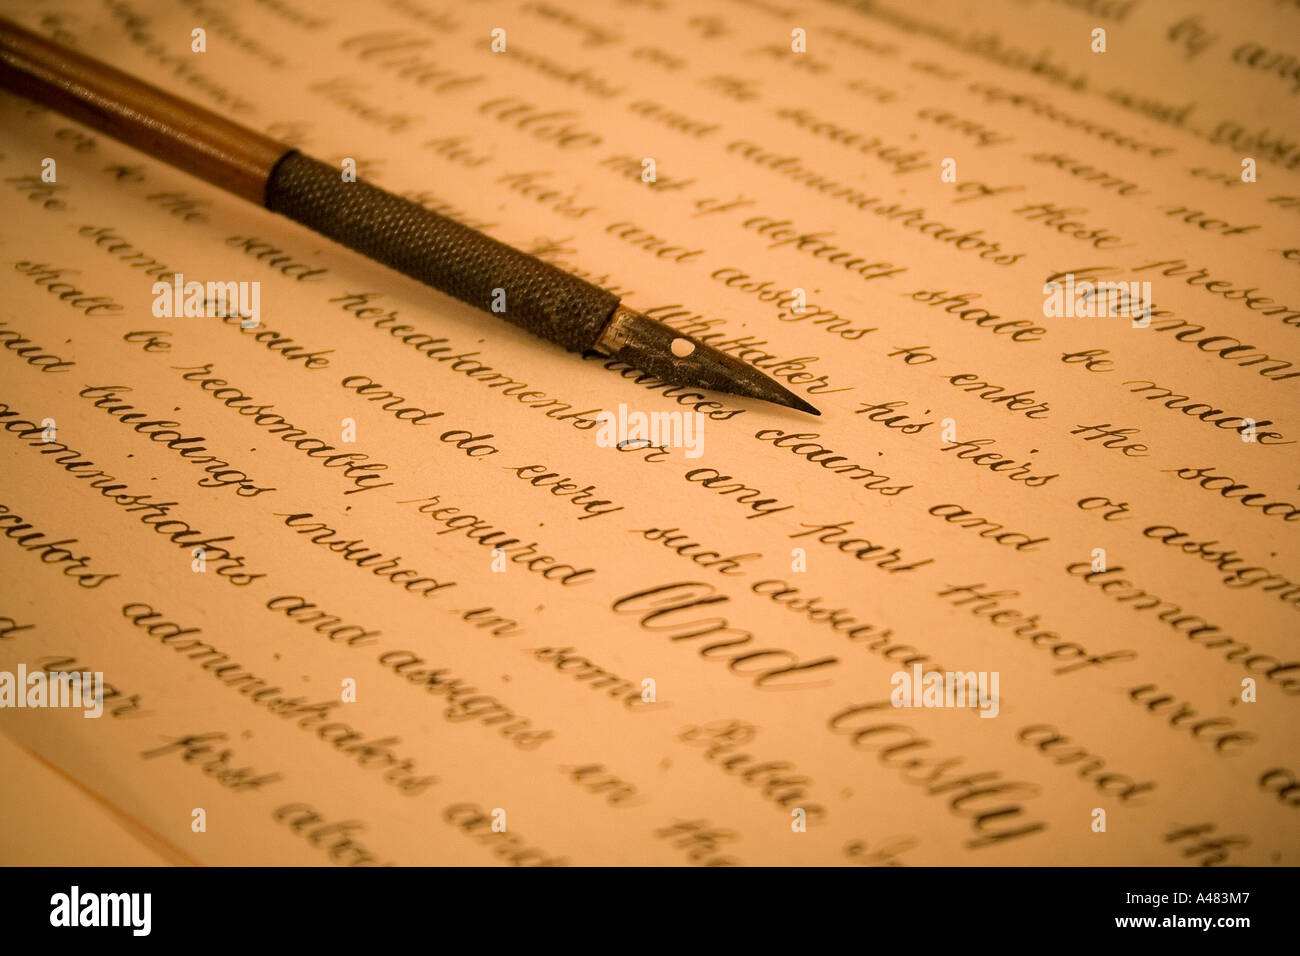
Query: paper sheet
xmin=1 ymin=0 xmax=1296 ymax=866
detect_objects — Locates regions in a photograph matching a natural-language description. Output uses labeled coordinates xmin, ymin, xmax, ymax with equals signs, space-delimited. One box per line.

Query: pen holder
xmin=265 ymin=151 xmax=620 ymax=352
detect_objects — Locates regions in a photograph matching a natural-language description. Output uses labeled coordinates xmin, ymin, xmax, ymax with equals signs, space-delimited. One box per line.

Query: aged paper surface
xmin=1 ymin=0 xmax=1296 ymax=866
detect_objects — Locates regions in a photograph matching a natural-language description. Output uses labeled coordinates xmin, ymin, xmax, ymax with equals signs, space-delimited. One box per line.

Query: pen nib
xmin=594 ymin=306 xmax=821 ymax=416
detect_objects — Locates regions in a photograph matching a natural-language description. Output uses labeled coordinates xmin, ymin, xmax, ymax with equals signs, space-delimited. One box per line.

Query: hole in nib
xmin=670 ymin=337 xmax=696 ymax=358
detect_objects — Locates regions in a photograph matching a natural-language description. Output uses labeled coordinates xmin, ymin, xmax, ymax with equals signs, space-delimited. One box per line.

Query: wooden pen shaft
xmin=0 ymin=16 xmax=287 ymax=204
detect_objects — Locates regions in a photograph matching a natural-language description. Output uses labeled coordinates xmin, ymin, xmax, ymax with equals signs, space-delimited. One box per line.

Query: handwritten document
xmin=1 ymin=0 xmax=1296 ymax=866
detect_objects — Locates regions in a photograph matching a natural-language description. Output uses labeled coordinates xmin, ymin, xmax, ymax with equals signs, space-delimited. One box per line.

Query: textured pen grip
xmin=265 ymin=152 xmax=619 ymax=351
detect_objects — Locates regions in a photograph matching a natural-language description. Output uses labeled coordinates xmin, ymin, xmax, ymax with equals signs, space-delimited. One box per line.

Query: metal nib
xmin=594 ymin=305 xmax=821 ymax=416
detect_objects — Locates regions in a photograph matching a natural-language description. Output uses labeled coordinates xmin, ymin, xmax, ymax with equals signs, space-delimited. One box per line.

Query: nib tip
xmin=784 ymin=394 xmax=821 ymax=416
